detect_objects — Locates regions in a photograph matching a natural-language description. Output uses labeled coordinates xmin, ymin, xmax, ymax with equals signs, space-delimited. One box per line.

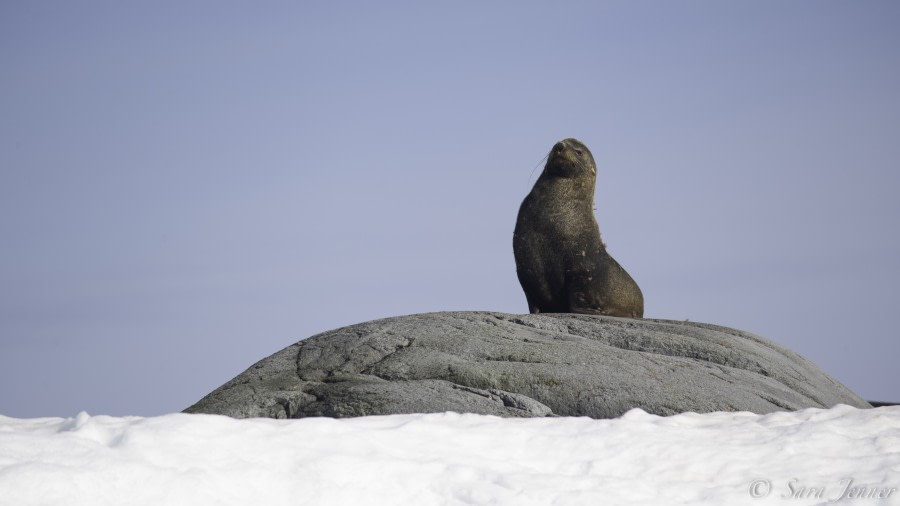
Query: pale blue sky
xmin=2 ymin=1 xmax=898 ymax=417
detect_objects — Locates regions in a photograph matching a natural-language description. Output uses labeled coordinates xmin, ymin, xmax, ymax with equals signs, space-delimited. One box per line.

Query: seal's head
xmin=543 ymin=138 xmax=596 ymax=179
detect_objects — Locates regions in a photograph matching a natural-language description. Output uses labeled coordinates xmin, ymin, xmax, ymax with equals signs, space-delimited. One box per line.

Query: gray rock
xmin=184 ymin=312 xmax=870 ymax=419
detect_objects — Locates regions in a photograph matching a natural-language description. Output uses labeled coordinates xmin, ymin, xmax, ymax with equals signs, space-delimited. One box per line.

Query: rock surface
xmin=184 ymin=312 xmax=870 ymax=419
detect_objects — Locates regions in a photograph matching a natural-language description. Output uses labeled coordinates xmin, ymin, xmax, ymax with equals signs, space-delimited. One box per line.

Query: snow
xmin=1 ymin=405 xmax=898 ymax=506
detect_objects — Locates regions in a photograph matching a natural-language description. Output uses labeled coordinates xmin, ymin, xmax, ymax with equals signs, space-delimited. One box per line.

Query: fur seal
xmin=513 ymin=138 xmax=644 ymax=317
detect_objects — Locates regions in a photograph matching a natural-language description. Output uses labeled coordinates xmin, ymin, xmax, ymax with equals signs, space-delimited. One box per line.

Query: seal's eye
xmin=575 ymin=149 xmax=583 ymax=156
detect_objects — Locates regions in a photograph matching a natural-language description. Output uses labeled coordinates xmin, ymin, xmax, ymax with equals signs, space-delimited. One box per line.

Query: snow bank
xmin=1 ymin=405 xmax=898 ymax=505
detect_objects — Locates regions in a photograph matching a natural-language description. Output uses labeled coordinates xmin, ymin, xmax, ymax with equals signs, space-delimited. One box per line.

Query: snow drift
xmin=1 ymin=405 xmax=898 ymax=505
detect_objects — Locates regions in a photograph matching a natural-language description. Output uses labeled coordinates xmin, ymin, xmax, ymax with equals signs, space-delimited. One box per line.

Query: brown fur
xmin=513 ymin=138 xmax=644 ymax=317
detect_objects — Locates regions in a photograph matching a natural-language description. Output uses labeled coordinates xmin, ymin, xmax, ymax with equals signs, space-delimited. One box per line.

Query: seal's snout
xmin=553 ymin=141 xmax=566 ymax=154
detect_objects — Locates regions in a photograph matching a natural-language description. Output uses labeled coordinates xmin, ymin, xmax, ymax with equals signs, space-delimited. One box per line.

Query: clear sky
xmin=1 ymin=1 xmax=898 ymax=418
